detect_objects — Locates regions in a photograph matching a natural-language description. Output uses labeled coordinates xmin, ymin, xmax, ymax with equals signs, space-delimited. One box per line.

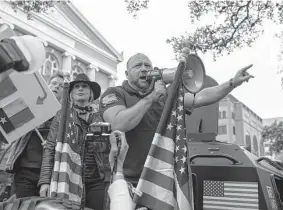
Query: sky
xmin=73 ymin=0 xmax=283 ymax=119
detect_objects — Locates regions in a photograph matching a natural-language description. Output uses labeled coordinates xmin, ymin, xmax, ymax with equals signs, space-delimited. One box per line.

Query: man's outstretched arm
xmin=184 ymin=64 xmax=254 ymax=109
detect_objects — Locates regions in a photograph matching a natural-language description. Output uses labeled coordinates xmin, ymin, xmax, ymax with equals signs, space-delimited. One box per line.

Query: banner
xmin=0 ymin=71 xmax=60 ymax=143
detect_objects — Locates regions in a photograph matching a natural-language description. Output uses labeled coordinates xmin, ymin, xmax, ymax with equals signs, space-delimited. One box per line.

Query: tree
xmin=8 ymin=0 xmax=69 ymax=19
xmin=125 ymin=0 xmax=149 ymax=18
xmin=261 ymin=121 xmax=283 ymax=154
xmin=125 ymin=0 xmax=283 ymax=87
xmin=125 ymin=0 xmax=283 ymax=59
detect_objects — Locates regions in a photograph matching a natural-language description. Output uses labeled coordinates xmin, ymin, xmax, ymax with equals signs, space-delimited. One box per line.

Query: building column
xmin=0 ymin=21 xmax=15 ymax=40
xmin=0 ymin=21 xmax=14 ymax=30
xmin=87 ymin=64 xmax=99 ymax=81
xmin=108 ymin=74 xmax=118 ymax=87
xmin=62 ymin=52 xmax=76 ymax=74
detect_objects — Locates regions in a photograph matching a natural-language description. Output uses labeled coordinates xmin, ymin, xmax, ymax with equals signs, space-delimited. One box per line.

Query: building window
xmin=253 ymin=136 xmax=259 ymax=156
xmin=232 ymin=112 xmax=235 ymax=119
xmin=40 ymin=53 xmax=59 ymax=81
xmin=71 ymin=65 xmax=84 ymax=80
xmin=218 ymin=125 xmax=227 ymax=135
xmin=245 ymin=134 xmax=251 ymax=152
xmin=222 ymin=111 xmax=226 ymax=118
xmin=219 ymin=111 xmax=222 ymax=118
xmin=233 ymin=126 xmax=236 ymax=135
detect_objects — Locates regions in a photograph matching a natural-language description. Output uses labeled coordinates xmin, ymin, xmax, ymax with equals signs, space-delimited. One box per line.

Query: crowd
xmin=0 ymin=36 xmax=254 ymax=210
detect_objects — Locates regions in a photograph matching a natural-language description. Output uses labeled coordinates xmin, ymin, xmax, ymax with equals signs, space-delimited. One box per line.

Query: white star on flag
xmin=0 ymin=117 xmax=7 ymax=124
xmin=167 ymin=123 xmax=173 ymax=130
xmin=175 ymin=145 xmax=179 ymax=152
xmin=182 ymin=145 xmax=187 ymax=153
xmin=176 ymin=135 xmax=180 ymax=141
xmin=175 ymin=156 xmax=179 ymax=163
xmin=178 ymin=105 xmax=183 ymax=111
xmin=171 ymin=110 xmax=177 ymax=117
xmin=179 ymin=166 xmax=185 ymax=174
xmin=177 ymin=124 xmax=182 ymax=130
xmin=177 ymin=115 xmax=183 ymax=121
xmin=181 ymin=156 xmax=187 ymax=164
xmin=179 ymin=96 xmax=183 ymax=101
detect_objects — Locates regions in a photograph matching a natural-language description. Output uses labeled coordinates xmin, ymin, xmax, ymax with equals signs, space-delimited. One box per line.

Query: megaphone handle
xmin=138 ymin=78 xmax=155 ymax=97
xmin=185 ymin=93 xmax=196 ymax=115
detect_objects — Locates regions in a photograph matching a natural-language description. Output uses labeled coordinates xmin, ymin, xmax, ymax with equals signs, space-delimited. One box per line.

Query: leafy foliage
xmin=124 ymin=0 xmax=149 ymax=18
xmin=125 ymin=0 xmax=283 ymax=59
xmin=9 ymin=0 xmax=57 ymax=19
xmin=261 ymin=121 xmax=283 ymax=154
xmin=167 ymin=1 xmax=283 ymax=59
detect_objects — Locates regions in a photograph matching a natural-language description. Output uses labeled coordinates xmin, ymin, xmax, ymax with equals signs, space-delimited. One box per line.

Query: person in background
xmin=4 ymin=72 xmax=64 ymax=198
xmin=39 ymin=73 xmax=110 ymax=210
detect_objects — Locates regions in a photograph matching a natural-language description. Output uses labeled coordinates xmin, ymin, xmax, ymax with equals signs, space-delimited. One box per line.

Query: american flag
xmin=50 ymin=108 xmax=83 ymax=203
xmin=134 ymin=83 xmax=193 ymax=210
xmin=203 ymin=180 xmax=259 ymax=210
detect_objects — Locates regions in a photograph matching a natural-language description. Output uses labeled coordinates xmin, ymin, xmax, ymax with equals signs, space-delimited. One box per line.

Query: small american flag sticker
xmin=203 ymin=180 xmax=259 ymax=210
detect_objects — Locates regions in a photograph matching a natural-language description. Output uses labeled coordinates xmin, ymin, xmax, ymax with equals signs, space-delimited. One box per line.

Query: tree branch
xmin=220 ymin=1 xmax=251 ymax=48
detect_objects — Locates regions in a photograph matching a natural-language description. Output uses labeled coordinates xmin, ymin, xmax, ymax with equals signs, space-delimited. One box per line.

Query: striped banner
xmin=0 ymin=98 xmax=34 ymax=134
xmin=203 ymin=180 xmax=259 ymax=210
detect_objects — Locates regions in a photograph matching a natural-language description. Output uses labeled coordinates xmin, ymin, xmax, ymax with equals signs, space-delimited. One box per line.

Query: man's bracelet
xmin=229 ymin=78 xmax=236 ymax=89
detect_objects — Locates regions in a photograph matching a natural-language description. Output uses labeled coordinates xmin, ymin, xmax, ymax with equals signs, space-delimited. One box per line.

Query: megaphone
xmin=145 ymin=54 xmax=206 ymax=94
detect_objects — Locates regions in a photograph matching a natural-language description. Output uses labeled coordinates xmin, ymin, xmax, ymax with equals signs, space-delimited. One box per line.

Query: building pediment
xmin=39 ymin=2 xmax=123 ymax=63
xmin=43 ymin=6 xmax=89 ymax=40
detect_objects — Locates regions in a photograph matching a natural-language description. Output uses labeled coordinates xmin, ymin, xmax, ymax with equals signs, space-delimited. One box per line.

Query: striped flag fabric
xmin=0 ymin=98 xmax=34 ymax=134
xmin=49 ymin=108 xmax=83 ymax=203
xmin=134 ymin=83 xmax=193 ymax=210
xmin=0 ymin=76 xmax=17 ymax=100
xmin=203 ymin=180 xmax=259 ymax=210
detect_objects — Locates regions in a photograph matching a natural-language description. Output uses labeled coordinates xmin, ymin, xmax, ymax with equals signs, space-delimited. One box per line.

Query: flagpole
xmin=34 ymin=128 xmax=46 ymax=147
xmin=49 ymin=72 xmax=70 ymax=199
xmin=57 ymin=73 xmax=71 ymax=144
xmin=156 ymin=48 xmax=195 ymax=210
xmin=156 ymin=48 xmax=189 ymax=133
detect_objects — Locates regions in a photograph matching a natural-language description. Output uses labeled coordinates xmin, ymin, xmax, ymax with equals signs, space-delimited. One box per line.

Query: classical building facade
xmin=0 ymin=2 xmax=123 ymax=175
xmin=0 ymin=1 xmax=123 ymax=93
xmin=262 ymin=117 xmax=283 ymax=158
xmin=216 ymin=94 xmax=264 ymax=156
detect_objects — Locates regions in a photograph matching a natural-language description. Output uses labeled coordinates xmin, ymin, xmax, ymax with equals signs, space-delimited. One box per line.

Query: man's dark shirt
xmin=99 ymin=81 xmax=164 ymax=184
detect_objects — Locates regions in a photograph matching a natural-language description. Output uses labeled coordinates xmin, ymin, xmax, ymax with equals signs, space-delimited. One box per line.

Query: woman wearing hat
xmin=39 ymin=73 xmax=110 ymax=210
